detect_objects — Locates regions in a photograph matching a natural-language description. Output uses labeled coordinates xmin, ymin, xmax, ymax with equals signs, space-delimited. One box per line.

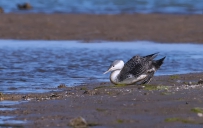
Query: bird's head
xmin=103 ymin=60 xmax=124 ymax=74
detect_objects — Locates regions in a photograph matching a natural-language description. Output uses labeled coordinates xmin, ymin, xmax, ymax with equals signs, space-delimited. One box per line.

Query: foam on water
xmin=0 ymin=40 xmax=203 ymax=93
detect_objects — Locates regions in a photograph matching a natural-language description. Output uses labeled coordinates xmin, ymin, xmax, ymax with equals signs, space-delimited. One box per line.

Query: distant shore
xmin=0 ymin=13 xmax=203 ymax=43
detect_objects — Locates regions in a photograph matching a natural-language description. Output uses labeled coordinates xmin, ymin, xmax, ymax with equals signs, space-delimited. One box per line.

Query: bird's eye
xmin=113 ymin=66 xmax=114 ymax=67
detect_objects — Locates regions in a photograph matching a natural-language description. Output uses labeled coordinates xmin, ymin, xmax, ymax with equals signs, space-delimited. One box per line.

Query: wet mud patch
xmin=0 ymin=73 xmax=203 ymax=127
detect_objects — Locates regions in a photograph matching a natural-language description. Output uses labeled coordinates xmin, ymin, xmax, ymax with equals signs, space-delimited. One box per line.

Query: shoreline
xmin=0 ymin=13 xmax=203 ymax=43
xmin=1 ymin=72 xmax=203 ymax=99
xmin=1 ymin=73 xmax=203 ymax=127
xmin=1 ymin=13 xmax=203 ymax=127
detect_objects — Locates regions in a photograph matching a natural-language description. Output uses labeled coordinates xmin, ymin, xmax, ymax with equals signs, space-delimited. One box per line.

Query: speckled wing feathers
xmin=118 ymin=55 xmax=152 ymax=81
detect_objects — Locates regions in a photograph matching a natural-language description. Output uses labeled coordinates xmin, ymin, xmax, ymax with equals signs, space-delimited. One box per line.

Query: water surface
xmin=1 ymin=0 xmax=203 ymax=14
xmin=0 ymin=40 xmax=203 ymax=93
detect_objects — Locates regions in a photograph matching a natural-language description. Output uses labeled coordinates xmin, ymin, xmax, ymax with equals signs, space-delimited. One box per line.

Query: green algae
xmin=165 ymin=117 xmax=196 ymax=124
xmin=191 ymin=107 xmax=203 ymax=113
xmin=117 ymin=119 xmax=124 ymax=124
xmin=80 ymin=87 xmax=87 ymax=90
xmin=170 ymin=75 xmax=179 ymax=80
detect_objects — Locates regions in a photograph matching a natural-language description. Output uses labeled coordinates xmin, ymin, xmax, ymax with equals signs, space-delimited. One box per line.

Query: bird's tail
xmin=144 ymin=52 xmax=159 ymax=60
xmin=153 ymin=57 xmax=166 ymax=69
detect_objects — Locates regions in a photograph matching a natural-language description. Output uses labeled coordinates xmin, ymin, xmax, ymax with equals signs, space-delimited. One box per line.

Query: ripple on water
xmin=0 ymin=40 xmax=203 ymax=93
xmin=0 ymin=116 xmax=26 ymax=126
xmin=0 ymin=100 xmax=27 ymax=126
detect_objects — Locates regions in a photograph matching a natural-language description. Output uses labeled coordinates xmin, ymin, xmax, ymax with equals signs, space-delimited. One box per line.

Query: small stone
xmin=137 ymin=86 xmax=144 ymax=90
xmin=58 ymin=84 xmax=67 ymax=88
xmin=22 ymin=95 xmax=29 ymax=100
xmin=176 ymin=80 xmax=181 ymax=83
xmin=17 ymin=3 xmax=32 ymax=10
xmin=0 ymin=7 xmax=4 ymax=13
xmin=50 ymin=93 xmax=60 ymax=98
xmin=197 ymin=113 xmax=203 ymax=117
xmin=198 ymin=79 xmax=203 ymax=85
xmin=69 ymin=116 xmax=87 ymax=127
xmin=83 ymin=90 xmax=89 ymax=94
xmin=188 ymin=81 xmax=192 ymax=85
xmin=185 ymin=102 xmax=189 ymax=104
xmin=83 ymin=90 xmax=98 ymax=95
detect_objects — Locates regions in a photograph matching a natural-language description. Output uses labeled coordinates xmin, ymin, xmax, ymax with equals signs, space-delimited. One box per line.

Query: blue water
xmin=0 ymin=0 xmax=203 ymax=14
xmin=0 ymin=40 xmax=203 ymax=93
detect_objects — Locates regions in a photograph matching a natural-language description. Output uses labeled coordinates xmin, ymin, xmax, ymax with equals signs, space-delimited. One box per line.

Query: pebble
xmin=58 ymin=84 xmax=67 ymax=88
xmin=69 ymin=116 xmax=87 ymax=127
xmin=188 ymin=81 xmax=192 ymax=85
xmin=197 ymin=113 xmax=203 ymax=117
xmin=0 ymin=7 xmax=4 ymax=13
xmin=198 ymin=79 xmax=203 ymax=85
xmin=17 ymin=2 xmax=32 ymax=10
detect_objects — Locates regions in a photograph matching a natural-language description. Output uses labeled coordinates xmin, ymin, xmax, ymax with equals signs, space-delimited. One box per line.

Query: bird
xmin=103 ymin=53 xmax=165 ymax=85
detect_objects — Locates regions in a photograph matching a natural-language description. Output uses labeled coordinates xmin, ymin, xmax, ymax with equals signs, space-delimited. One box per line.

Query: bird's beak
xmin=103 ymin=69 xmax=111 ymax=74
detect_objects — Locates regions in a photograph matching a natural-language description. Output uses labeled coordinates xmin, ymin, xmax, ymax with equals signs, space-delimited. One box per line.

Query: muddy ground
xmin=0 ymin=73 xmax=203 ymax=128
xmin=0 ymin=13 xmax=203 ymax=43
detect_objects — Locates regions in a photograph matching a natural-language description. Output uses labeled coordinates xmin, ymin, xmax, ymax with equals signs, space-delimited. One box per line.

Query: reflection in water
xmin=0 ymin=40 xmax=203 ymax=93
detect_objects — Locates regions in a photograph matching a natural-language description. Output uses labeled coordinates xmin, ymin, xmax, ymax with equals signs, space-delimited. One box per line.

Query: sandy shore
xmin=1 ymin=73 xmax=203 ymax=127
xmin=0 ymin=13 xmax=203 ymax=43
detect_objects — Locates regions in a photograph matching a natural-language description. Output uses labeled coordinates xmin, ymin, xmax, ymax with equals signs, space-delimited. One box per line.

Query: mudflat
xmin=0 ymin=13 xmax=203 ymax=43
xmin=0 ymin=13 xmax=203 ymax=127
xmin=1 ymin=73 xmax=203 ymax=127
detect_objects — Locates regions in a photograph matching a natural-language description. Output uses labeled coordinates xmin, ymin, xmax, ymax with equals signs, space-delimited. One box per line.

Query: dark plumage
xmin=140 ymin=56 xmax=165 ymax=84
xmin=118 ymin=53 xmax=159 ymax=82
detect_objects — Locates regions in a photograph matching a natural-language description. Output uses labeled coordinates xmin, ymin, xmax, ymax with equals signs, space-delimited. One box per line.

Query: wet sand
xmin=1 ymin=73 xmax=203 ymax=127
xmin=0 ymin=13 xmax=203 ymax=43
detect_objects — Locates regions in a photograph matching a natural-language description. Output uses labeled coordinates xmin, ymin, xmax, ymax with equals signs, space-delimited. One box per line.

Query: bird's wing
xmin=119 ymin=55 xmax=152 ymax=81
xmin=144 ymin=52 xmax=159 ymax=60
xmin=139 ymin=72 xmax=155 ymax=85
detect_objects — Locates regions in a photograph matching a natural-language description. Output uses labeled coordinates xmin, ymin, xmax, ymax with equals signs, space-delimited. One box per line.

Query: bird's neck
xmin=110 ymin=70 xmax=121 ymax=84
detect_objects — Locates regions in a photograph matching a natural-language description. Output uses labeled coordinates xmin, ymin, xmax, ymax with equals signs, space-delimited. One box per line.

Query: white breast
xmin=110 ymin=70 xmax=147 ymax=85
xmin=110 ymin=70 xmax=121 ymax=85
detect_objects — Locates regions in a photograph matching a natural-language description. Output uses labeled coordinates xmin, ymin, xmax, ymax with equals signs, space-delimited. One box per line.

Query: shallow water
xmin=0 ymin=100 xmax=26 ymax=125
xmin=0 ymin=116 xmax=26 ymax=126
xmin=0 ymin=40 xmax=203 ymax=93
xmin=0 ymin=100 xmax=24 ymax=111
xmin=1 ymin=0 xmax=203 ymax=14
